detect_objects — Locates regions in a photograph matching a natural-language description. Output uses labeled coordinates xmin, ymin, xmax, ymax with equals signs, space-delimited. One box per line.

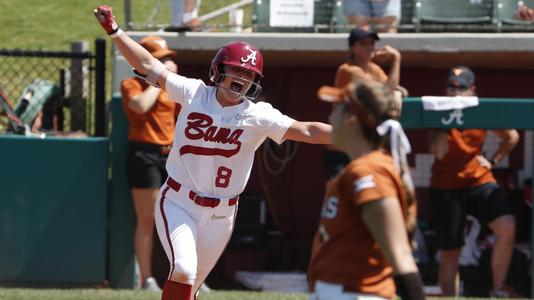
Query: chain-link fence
xmin=0 ymin=39 xmax=106 ymax=137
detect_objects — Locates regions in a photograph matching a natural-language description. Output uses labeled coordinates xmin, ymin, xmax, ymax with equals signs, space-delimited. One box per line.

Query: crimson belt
xmin=166 ymin=177 xmax=238 ymax=208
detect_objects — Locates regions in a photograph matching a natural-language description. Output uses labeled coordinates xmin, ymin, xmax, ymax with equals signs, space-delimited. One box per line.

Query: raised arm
xmin=382 ymin=46 xmax=401 ymax=93
xmin=94 ymin=5 xmax=170 ymax=89
xmin=374 ymin=45 xmax=408 ymax=96
xmin=283 ymin=121 xmax=332 ymax=144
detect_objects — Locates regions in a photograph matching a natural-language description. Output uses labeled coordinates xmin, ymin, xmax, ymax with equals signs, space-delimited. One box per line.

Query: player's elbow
xmin=128 ymin=99 xmax=149 ymax=114
xmin=304 ymin=122 xmax=331 ymax=144
xmin=507 ymin=130 xmax=520 ymax=147
xmin=137 ymin=58 xmax=159 ymax=76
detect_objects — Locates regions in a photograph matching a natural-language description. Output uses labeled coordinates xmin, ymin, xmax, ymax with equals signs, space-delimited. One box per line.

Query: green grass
xmin=0 ymin=0 xmax=253 ymax=51
xmin=0 ymin=0 xmax=253 ymax=133
xmin=0 ymin=288 xmax=521 ymax=300
xmin=0 ymin=288 xmax=306 ymax=300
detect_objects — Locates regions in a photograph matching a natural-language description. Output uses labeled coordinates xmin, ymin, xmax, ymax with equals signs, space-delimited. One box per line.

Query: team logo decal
xmin=235 ymin=113 xmax=252 ymax=120
xmin=154 ymin=39 xmax=167 ymax=49
xmin=180 ymin=112 xmax=244 ymax=157
xmin=240 ymin=48 xmax=257 ymax=66
xmin=441 ymin=109 xmax=464 ymax=125
xmin=354 ymin=175 xmax=376 ymax=192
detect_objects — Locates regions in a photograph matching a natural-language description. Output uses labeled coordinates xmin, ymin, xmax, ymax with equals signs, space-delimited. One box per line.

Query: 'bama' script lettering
xmin=180 ymin=112 xmax=243 ymax=157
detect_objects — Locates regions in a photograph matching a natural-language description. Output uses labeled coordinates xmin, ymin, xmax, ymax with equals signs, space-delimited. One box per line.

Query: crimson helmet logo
xmin=240 ymin=49 xmax=258 ymax=66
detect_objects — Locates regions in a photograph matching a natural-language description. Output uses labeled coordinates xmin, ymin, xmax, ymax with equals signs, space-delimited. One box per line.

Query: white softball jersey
xmin=164 ymin=72 xmax=295 ymax=198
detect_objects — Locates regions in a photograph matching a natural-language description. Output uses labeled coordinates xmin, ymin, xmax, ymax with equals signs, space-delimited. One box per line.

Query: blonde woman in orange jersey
xmin=308 ymin=79 xmax=425 ymax=300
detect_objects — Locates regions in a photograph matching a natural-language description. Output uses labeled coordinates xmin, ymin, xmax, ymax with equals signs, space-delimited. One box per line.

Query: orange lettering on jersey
xmin=181 ymin=112 xmax=243 ymax=157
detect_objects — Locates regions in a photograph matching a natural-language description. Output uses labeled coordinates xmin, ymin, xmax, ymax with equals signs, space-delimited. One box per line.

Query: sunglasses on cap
xmin=446 ymin=83 xmax=470 ymax=92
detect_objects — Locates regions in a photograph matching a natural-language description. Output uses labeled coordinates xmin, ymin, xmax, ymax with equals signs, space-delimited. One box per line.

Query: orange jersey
xmin=334 ymin=62 xmax=388 ymax=88
xmin=430 ymin=129 xmax=495 ymax=189
xmin=308 ymin=151 xmax=409 ymax=299
xmin=121 ymin=77 xmax=180 ymax=145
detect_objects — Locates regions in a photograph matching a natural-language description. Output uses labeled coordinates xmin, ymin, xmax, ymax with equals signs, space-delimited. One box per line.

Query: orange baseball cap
xmin=139 ymin=36 xmax=177 ymax=60
xmin=317 ymin=81 xmax=380 ymax=129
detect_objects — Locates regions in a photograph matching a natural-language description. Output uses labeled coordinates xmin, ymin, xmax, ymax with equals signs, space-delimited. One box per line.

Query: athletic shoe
xmin=142 ymin=277 xmax=161 ymax=292
xmin=490 ymin=285 xmax=523 ymax=298
xmin=199 ymin=283 xmax=211 ymax=293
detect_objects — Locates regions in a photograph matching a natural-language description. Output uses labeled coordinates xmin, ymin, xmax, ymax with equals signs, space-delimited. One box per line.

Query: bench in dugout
xmin=0 ymin=79 xmax=61 ymax=135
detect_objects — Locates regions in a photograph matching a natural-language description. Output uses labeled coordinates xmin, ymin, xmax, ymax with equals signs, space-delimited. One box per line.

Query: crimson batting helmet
xmin=209 ymin=41 xmax=264 ymax=100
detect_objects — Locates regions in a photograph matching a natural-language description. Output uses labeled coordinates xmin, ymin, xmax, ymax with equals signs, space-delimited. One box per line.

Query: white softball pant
xmin=155 ymin=180 xmax=238 ymax=299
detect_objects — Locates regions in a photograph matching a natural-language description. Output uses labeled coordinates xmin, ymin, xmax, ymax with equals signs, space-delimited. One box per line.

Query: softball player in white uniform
xmin=95 ymin=5 xmax=332 ymax=300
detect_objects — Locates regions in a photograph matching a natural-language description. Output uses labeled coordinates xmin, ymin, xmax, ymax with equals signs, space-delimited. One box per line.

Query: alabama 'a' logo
xmin=441 ymin=109 xmax=464 ymax=125
xmin=240 ymin=48 xmax=257 ymax=66
xmin=180 ymin=112 xmax=243 ymax=157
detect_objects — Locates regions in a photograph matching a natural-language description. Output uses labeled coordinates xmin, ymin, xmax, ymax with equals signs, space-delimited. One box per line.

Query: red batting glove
xmin=94 ymin=5 xmax=119 ymax=35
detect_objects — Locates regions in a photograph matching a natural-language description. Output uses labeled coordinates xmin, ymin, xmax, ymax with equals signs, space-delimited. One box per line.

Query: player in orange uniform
xmin=334 ymin=28 xmax=402 ymax=93
xmin=309 ymin=79 xmax=425 ymax=300
xmin=324 ymin=28 xmax=407 ymax=180
xmin=429 ymin=66 xmax=519 ymax=297
xmin=121 ymin=36 xmax=180 ymax=291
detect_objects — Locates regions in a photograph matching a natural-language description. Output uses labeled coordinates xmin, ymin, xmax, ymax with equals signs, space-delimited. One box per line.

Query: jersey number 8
xmin=215 ymin=166 xmax=232 ymax=188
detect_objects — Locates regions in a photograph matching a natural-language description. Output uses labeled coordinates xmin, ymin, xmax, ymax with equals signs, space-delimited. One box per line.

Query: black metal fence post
xmin=124 ymin=0 xmax=132 ymax=30
xmin=95 ymin=38 xmax=106 ymax=137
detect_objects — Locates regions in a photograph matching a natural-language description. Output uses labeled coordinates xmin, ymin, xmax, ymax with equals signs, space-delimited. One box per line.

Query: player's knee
xmin=136 ymin=216 xmax=154 ymax=232
xmin=440 ymin=249 xmax=461 ymax=263
xmin=170 ymin=261 xmax=196 ymax=285
xmin=169 ymin=272 xmax=195 ymax=285
xmin=491 ymin=215 xmax=515 ymax=238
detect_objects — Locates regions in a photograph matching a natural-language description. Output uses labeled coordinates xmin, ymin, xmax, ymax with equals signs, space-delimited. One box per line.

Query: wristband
xmin=132 ymin=60 xmax=166 ymax=87
xmin=393 ymin=272 xmax=426 ymax=300
xmin=110 ymin=28 xmax=123 ymax=38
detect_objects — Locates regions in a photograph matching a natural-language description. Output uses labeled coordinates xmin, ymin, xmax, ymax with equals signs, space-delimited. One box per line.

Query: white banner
xmin=269 ymin=0 xmax=314 ymax=27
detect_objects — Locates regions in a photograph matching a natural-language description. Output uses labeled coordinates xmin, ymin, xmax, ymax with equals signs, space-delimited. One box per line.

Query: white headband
xmin=376 ymin=119 xmax=411 ymax=171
